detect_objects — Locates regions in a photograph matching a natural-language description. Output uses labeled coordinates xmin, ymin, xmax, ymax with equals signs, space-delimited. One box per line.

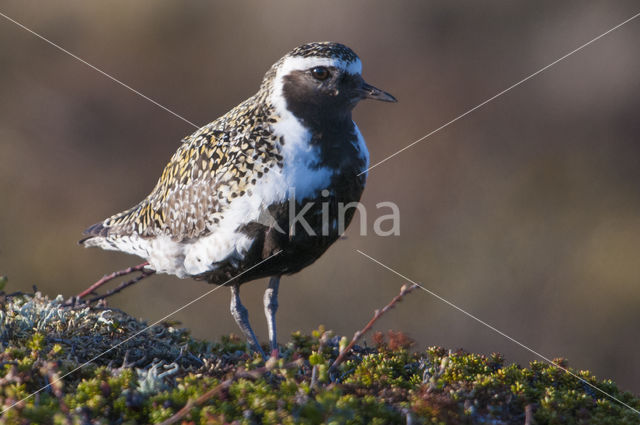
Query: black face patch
xmin=280 ymin=68 xmax=364 ymax=173
xmin=281 ymin=69 xmax=363 ymax=130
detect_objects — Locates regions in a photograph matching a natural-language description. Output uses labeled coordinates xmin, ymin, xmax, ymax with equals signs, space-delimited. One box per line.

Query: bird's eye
xmin=310 ymin=66 xmax=330 ymax=81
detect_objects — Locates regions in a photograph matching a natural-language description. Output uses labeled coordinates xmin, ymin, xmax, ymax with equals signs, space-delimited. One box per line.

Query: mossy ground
xmin=0 ymin=290 xmax=639 ymax=424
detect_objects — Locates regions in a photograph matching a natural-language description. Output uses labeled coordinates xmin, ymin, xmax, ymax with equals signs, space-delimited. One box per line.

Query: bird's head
xmin=265 ymin=42 xmax=396 ymax=127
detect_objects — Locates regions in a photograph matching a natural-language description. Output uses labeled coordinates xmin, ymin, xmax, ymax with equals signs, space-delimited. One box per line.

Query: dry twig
xmin=524 ymin=403 xmax=534 ymax=425
xmin=158 ymin=359 xmax=303 ymax=425
xmin=310 ymin=331 xmax=330 ymax=389
xmin=86 ymin=269 xmax=155 ymax=305
xmin=76 ymin=262 xmax=150 ymax=299
xmin=329 ymin=283 xmax=418 ymax=373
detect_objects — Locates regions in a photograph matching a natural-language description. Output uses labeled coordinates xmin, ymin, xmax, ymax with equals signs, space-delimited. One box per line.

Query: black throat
xmin=280 ymin=71 xmax=359 ymax=170
xmin=280 ymin=71 xmax=355 ymax=130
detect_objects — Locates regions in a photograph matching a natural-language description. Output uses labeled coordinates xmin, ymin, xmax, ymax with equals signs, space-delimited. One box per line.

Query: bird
xmin=80 ymin=41 xmax=396 ymax=357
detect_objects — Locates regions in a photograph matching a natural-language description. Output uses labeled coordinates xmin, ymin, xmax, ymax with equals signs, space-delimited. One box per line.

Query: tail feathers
xmin=79 ymin=223 xmax=151 ymax=259
xmin=79 ymin=219 xmax=122 ymax=246
xmin=79 ymin=204 xmax=142 ymax=246
xmin=80 ymin=203 xmax=155 ymax=258
xmin=79 ymin=221 xmax=105 ymax=245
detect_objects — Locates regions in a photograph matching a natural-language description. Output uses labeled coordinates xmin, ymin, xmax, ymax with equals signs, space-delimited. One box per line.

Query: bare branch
xmin=76 ymin=262 xmax=150 ymax=299
xmin=159 ymin=359 xmax=303 ymax=425
xmin=330 ymin=283 xmax=418 ymax=372
xmin=86 ymin=270 xmax=155 ymax=305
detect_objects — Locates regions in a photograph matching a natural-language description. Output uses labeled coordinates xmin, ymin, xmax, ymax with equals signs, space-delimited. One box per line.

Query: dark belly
xmin=194 ymin=173 xmax=365 ymax=285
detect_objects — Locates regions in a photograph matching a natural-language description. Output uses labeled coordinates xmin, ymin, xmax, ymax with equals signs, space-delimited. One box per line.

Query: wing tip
xmin=79 ymin=222 xmax=109 ymax=246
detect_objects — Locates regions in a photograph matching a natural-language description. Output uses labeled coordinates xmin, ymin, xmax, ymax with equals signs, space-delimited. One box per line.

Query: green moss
xmin=0 ymin=292 xmax=638 ymax=424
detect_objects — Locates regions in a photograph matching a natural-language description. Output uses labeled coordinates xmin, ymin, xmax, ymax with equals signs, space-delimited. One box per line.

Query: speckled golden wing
xmin=80 ymin=92 xmax=282 ymax=251
xmin=82 ymin=126 xmax=241 ymax=243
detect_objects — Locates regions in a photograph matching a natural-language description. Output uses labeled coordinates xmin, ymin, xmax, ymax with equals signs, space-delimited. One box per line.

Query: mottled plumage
xmin=81 ymin=42 xmax=396 ymax=355
xmin=84 ymin=81 xmax=280 ymax=244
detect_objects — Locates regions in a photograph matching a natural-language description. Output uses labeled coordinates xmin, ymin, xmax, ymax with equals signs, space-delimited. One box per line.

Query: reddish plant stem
xmin=159 ymin=360 xmax=302 ymax=425
xmin=87 ymin=269 xmax=155 ymax=304
xmin=330 ymin=283 xmax=418 ymax=371
xmin=524 ymin=404 xmax=534 ymax=425
xmin=159 ymin=378 xmax=233 ymax=425
xmin=76 ymin=262 xmax=149 ymax=299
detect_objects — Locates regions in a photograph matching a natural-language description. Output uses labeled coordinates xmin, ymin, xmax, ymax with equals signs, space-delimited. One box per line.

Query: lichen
xmin=0 ymin=291 xmax=638 ymax=424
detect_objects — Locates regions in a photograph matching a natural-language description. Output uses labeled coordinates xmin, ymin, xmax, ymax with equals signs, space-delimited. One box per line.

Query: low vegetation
xmin=0 ymin=285 xmax=639 ymax=424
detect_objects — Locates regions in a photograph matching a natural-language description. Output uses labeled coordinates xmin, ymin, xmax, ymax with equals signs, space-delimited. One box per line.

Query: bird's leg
xmin=230 ymin=283 xmax=266 ymax=358
xmin=263 ymin=276 xmax=280 ymax=357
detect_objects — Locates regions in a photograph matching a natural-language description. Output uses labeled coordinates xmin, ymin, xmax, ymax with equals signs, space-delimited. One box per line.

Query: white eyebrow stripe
xmin=278 ymin=56 xmax=362 ymax=76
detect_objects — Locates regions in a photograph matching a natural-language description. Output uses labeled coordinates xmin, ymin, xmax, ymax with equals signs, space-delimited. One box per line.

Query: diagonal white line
xmin=359 ymin=10 xmax=640 ymax=176
xmin=0 ymin=250 xmax=282 ymax=415
xmin=0 ymin=10 xmax=201 ymax=130
xmin=356 ymin=249 xmax=640 ymax=416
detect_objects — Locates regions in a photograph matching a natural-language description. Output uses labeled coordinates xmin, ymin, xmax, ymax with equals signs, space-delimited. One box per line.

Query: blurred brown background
xmin=1 ymin=1 xmax=639 ymax=394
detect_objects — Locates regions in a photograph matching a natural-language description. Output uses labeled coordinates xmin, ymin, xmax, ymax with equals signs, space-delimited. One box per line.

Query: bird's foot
xmin=253 ymin=343 xmax=267 ymax=360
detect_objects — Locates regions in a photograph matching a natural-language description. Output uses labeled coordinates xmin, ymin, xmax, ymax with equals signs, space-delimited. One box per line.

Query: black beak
xmin=359 ymin=81 xmax=397 ymax=102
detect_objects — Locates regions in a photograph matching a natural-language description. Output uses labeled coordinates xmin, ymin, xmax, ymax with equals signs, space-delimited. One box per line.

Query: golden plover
xmin=81 ymin=41 xmax=396 ymax=356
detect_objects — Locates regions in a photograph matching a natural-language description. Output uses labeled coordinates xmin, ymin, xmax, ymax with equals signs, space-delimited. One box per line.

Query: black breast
xmin=195 ymin=117 xmax=367 ymax=285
